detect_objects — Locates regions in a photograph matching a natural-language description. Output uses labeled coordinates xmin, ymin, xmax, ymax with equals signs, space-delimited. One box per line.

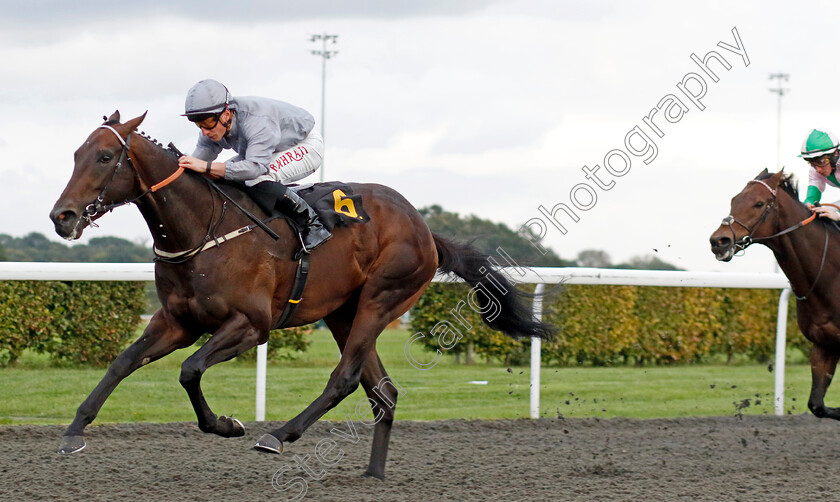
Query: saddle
xmin=208 ymin=180 xmax=371 ymax=328
xmin=227 ymin=180 xmax=370 ymax=231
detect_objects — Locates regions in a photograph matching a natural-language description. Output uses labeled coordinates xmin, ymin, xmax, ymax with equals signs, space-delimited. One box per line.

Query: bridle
xmin=80 ymin=125 xmax=185 ymax=227
xmin=85 ymin=124 xmax=279 ymax=263
xmin=719 ymin=179 xmax=817 ymax=251
xmin=720 ymin=178 xmax=828 ymax=301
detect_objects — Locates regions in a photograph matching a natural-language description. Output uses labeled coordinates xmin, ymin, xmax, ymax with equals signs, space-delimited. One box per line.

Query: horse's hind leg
xmin=323 ymin=312 xmax=398 ymax=479
xmin=358 ymin=350 xmax=400 ymax=480
xmin=60 ymin=312 xmax=195 ymax=454
xmin=179 ymin=312 xmax=265 ymax=438
xmin=807 ymin=345 xmax=840 ymax=419
xmin=256 ymin=311 xmax=385 ymax=451
xmin=255 ymin=230 xmax=435 ymax=472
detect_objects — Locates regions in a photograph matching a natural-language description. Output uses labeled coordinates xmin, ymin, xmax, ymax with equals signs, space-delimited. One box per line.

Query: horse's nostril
xmin=710 ymin=235 xmax=731 ymax=249
xmin=51 ymin=208 xmax=77 ymax=226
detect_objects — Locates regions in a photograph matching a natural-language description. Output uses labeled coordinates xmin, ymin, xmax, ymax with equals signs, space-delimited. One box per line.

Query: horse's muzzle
xmin=709 ymin=229 xmax=735 ymax=262
xmin=49 ymin=205 xmax=84 ymax=241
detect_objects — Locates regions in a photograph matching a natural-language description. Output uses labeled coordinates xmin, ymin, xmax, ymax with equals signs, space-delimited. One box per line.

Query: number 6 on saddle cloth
xmin=231 ymin=180 xmax=370 ymax=233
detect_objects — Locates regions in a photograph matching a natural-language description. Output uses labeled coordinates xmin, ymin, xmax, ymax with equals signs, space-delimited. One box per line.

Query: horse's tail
xmin=432 ymin=233 xmax=555 ymax=340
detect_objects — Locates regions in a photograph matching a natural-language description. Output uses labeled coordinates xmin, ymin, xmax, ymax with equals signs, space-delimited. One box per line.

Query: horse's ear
xmin=124 ymin=111 xmax=148 ymax=132
xmin=105 ymin=110 xmax=120 ymax=124
xmin=769 ymin=170 xmax=786 ymax=187
xmin=754 ymin=168 xmax=769 ymax=179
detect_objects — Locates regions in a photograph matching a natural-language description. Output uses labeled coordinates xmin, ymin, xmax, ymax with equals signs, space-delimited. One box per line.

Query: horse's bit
xmin=719 ymin=179 xmax=827 ymax=301
xmin=719 ymin=180 xmax=783 ymax=252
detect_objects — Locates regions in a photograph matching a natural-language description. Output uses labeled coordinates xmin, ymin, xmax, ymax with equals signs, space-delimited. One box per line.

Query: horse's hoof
xmin=230 ymin=417 xmax=245 ymax=437
xmin=254 ymin=434 xmax=283 ymax=454
xmin=362 ymin=470 xmax=385 ymax=481
xmin=218 ymin=416 xmax=246 ymax=438
xmin=58 ymin=435 xmax=86 ymax=455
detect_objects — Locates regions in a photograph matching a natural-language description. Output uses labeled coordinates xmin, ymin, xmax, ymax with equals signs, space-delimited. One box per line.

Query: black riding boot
xmin=275 ymin=190 xmax=333 ymax=253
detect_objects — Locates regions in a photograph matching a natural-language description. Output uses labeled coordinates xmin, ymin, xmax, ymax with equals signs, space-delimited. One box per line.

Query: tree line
xmin=419 ymin=205 xmax=681 ymax=270
xmin=0 ymin=206 xmax=679 ymax=270
xmin=0 ymin=233 xmax=152 ymax=263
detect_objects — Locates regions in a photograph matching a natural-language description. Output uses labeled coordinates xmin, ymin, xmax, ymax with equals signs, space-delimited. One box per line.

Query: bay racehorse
xmin=49 ymin=111 xmax=554 ymax=479
xmin=710 ymin=169 xmax=840 ymax=421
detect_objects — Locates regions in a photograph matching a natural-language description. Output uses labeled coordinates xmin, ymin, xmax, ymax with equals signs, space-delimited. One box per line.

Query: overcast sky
xmin=1 ymin=0 xmax=835 ymax=273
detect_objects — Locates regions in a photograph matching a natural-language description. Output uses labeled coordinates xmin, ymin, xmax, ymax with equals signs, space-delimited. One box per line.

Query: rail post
xmin=774 ymin=288 xmax=791 ymax=416
xmin=530 ymin=283 xmax=545 ymax=419
xmin=255 ymin=343 xmax=267 ymax=421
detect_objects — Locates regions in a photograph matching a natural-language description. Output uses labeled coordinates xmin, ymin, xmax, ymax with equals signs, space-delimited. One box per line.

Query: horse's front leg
xmin=60 ymin=312 xmax=195 ymax=454
xmin=808 ymin=344 xmax=840 ymax=419
xmin=179 ymin=312 xmax=265 ymax=438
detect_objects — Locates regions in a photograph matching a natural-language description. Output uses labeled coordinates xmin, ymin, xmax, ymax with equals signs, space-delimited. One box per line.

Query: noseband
xmin=720 ymin=178 xmax=828 ymax=301
xmin=81 ymin=125 xmax=185 ymax=226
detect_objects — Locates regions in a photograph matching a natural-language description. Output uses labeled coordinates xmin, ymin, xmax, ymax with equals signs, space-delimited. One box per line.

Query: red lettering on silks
xmin=272 ymin=146 xmax=311 ymax=171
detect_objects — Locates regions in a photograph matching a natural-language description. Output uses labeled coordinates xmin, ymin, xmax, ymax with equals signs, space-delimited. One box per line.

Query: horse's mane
xmin=757 ymin=170 xmax=800 ymax=200
xmin=758 ymin=170 xmax=840 ymax=233
xmin=102 ymin=116 xmax=180 ymax=160
xmin=136 ymin=131 xmax=181 ymax=160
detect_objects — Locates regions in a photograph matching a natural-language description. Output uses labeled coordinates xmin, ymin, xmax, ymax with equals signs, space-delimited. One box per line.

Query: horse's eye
xmin=754 ymin=201 xmax=764 ymax=208
xmin=98 ymin=154 xmax=113 ymax=163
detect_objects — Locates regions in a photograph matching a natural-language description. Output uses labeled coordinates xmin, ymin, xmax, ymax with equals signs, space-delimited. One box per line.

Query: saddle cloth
xmin=222 ymin=180 xmax=370 ymax=231
xmin=294 ymin=182 xmax=371 ymax=229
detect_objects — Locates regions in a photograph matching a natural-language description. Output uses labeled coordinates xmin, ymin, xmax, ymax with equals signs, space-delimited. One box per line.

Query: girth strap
xmin=275 ymin=253 xmax=311 ymax=329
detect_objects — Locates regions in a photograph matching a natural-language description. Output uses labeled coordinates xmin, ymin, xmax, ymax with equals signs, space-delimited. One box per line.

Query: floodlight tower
xmin=768 ymin=72 xmax=790 ymax=171
xmin=310 ymin=33 xmax=339 ymax=182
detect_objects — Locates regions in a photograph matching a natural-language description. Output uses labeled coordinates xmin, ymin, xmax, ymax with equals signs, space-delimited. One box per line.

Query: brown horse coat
xmin=50 ymin=111 xmax=553 ymax=479
xmin=711 ymin=169 xmax=840 ymax=422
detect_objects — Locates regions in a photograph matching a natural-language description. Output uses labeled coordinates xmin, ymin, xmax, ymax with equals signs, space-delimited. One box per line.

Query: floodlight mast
xmin=768 ymin=72 xmax=789 ymax=171
xmin=310 ymin=33 xmax=339 ymax=182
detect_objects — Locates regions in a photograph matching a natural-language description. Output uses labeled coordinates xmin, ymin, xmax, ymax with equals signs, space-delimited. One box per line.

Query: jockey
xmin=801 ymin=129 xmax=840 ymax=207
xmin=178 ymin=79 xmax=332 ymax=253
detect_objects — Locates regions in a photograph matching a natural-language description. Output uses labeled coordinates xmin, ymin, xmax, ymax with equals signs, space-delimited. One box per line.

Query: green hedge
xmin=0 ymin=280 xmax=314 ymax=366
xmin=0 ymin=281 xmax=146 ymax=366
xmin=410 ymin=283 xmax=806 ymax=366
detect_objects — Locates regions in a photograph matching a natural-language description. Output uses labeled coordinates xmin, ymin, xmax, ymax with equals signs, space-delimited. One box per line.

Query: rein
xmin=81 ymin=125 xmax=185 ymax=225
xmin=794 ymin=225 xmax=829 ymax=301
xmin=720 ymin=179 xmax=836 ymax=301
xmin=720 ymin=180 xmax=821 ymax=251
xmin=86 ymin=124 xmax=288 ymax=263
xmin=87 ymin=125 xmax=260 ymax=263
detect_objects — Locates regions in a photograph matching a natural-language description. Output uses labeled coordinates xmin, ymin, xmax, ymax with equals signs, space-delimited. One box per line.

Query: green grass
xmin=0 ymin=328 xmax=826 ymax=425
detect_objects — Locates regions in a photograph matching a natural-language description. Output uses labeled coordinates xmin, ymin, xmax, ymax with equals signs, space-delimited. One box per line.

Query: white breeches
xmin=248 ymin=129 xmax=324 ymax=186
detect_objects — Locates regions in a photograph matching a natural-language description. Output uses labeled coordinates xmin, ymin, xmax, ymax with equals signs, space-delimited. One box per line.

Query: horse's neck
xmin=769 ymin=195 xmax=836 ymax=295
xmin=132 ymin=141 xmax=215 ymax=253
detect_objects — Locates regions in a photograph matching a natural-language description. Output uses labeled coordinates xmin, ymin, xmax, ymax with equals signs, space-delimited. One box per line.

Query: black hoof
xmin=362 ymin=470 xmax=385 ymax=481
xmin=254 ymin=433 xmax=283 ymax=454
xmin=59 ymin=435 xmax=86 ymax=455
xmin=217 ymin=416 xmax=246 ymax=438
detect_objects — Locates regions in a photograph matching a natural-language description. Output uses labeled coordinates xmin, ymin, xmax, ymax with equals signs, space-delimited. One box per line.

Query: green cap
xmin=800 ymin=129 xmax=839 ymax=159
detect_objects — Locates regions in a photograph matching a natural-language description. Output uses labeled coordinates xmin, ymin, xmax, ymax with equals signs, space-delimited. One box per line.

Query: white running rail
xmin=0 ymin=263 xmax=792 ymax=420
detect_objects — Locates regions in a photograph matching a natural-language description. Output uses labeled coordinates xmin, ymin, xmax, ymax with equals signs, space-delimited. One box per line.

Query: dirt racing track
xmin=0 ymin=415 xmax=836 ymax=501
